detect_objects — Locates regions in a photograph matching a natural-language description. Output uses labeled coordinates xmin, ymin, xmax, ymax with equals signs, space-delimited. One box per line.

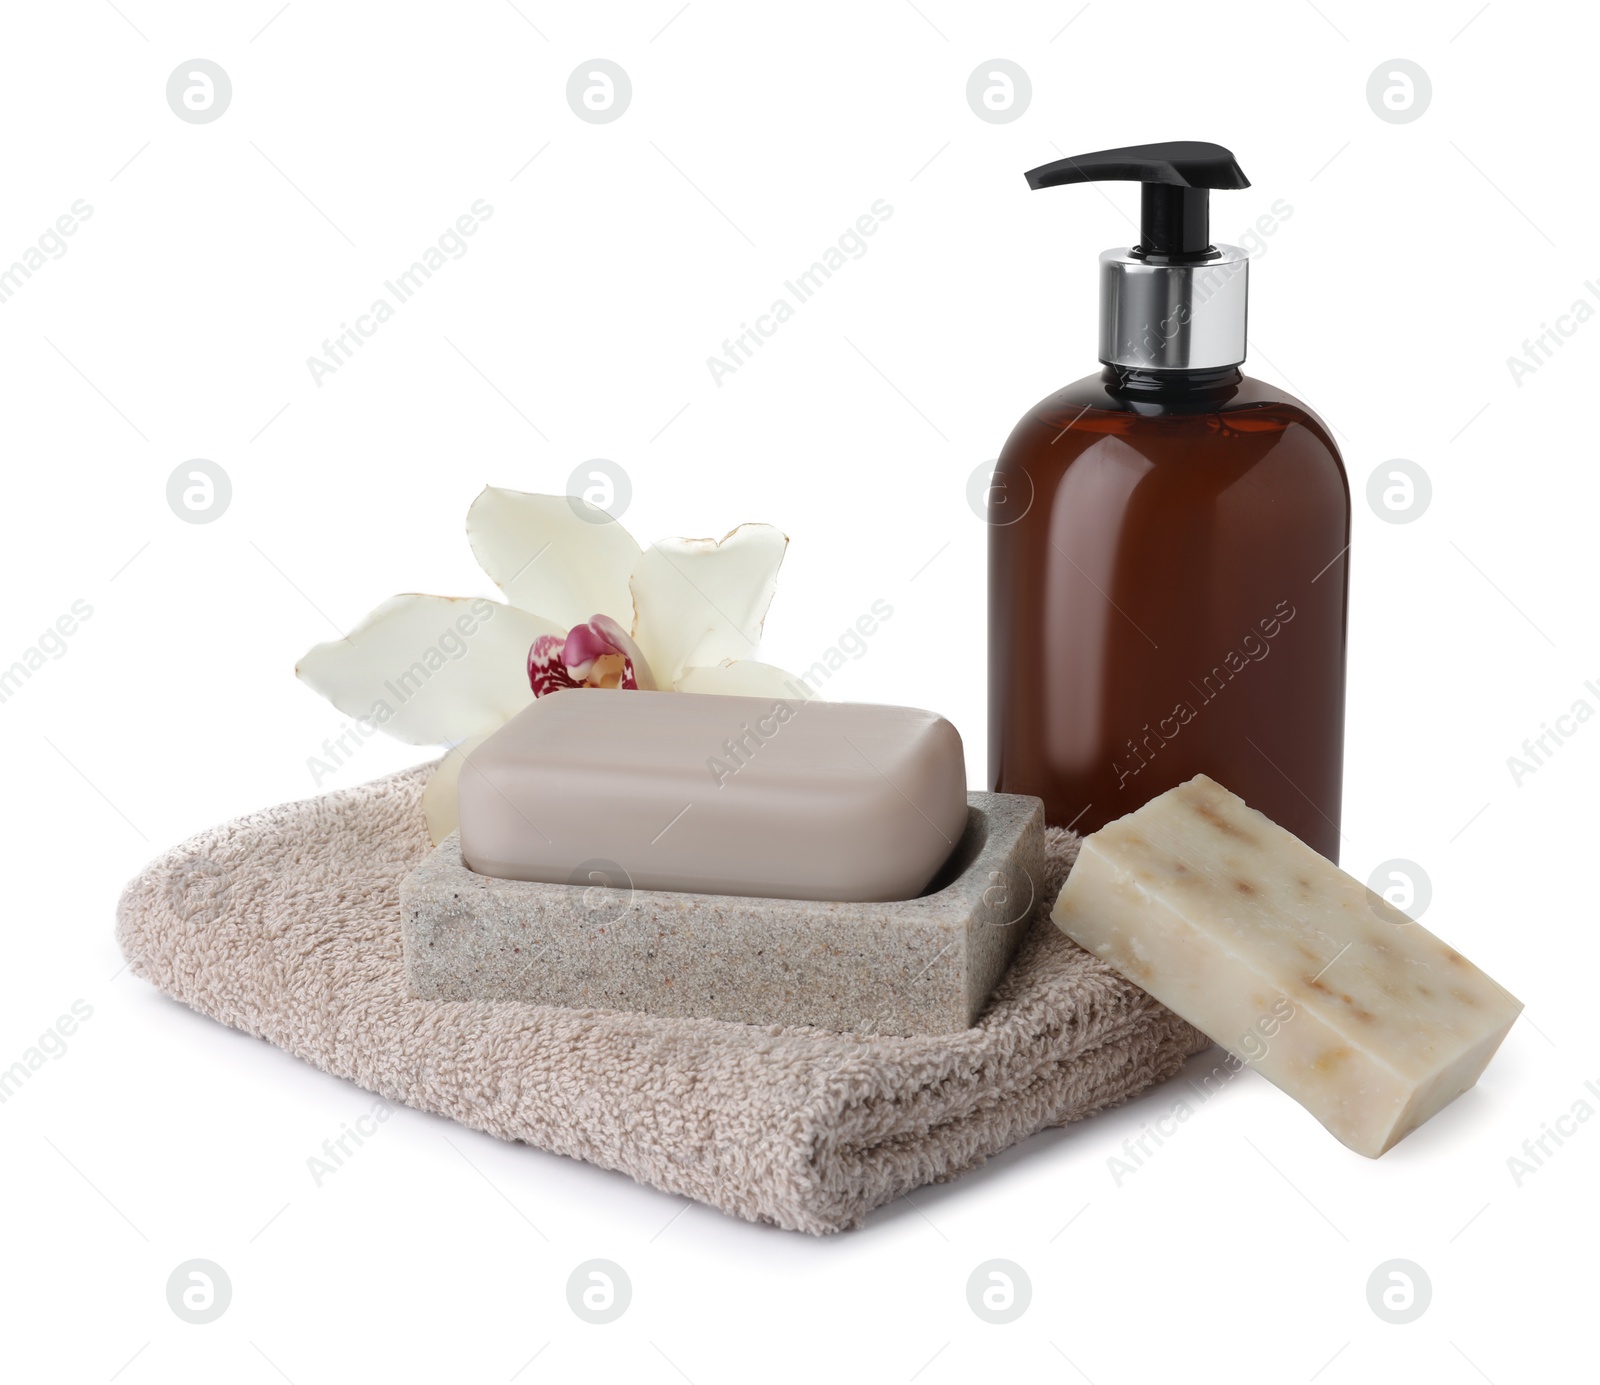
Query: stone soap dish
xmin=400 ymin=792 xmax=1044 ymax=1036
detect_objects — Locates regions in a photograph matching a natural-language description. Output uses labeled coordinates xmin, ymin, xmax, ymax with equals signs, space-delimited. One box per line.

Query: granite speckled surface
xmin=401 ymin=792 xmax=1044 ymax=1036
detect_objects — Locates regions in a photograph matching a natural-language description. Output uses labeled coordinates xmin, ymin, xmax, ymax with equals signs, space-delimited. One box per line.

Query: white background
xmin=1 ymin=1 xmax=1594 ymax=1381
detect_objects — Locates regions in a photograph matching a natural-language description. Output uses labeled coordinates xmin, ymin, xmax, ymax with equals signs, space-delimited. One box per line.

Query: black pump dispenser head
xmin=1023 ymin=141 xmax=1253 ymax=370
xmin=1025 ymin=141 xmax=1250 ymax=262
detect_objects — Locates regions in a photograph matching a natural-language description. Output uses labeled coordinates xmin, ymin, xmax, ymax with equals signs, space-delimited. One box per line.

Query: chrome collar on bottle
xmin=1098 ymin=245 xmax=1249 ymax=371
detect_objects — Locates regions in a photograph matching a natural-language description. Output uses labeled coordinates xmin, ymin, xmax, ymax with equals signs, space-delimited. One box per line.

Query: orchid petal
xmin=674 ymin=659 xmax=814 ymax=701
xmin=296 ymin=594 xmax=559 ymax=746
xmin=629 ymin=524 xmax=788 ymax=687
xmin=466 ymin=486 xmax=641 ymax=630
xmin=421 ymin=731 xmax=494 ymax=844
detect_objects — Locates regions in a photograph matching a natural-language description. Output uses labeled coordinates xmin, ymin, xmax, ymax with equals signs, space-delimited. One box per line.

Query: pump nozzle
xmin=1025 ymin=141 xmax=1250 ymax=262
xmin=1023 ymin=141 xmax=1254 ymax=371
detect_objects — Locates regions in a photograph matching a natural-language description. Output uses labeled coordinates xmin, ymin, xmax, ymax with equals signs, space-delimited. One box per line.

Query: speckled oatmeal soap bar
xmin=1051 ymin=775 xmax=1521 ymax=1156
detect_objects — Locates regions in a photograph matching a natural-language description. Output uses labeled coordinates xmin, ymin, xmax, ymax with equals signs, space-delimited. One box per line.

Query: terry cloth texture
xmin=116 ymin=766 xmax=1208 ymax=1235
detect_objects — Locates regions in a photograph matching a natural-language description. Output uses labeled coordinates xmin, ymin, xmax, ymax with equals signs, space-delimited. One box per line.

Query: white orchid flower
xmin=296 ymin=486 xmax=808 ymax=843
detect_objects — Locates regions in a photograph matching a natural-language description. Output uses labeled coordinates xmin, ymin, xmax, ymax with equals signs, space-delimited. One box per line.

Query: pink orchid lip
xmin=561 ymin=618 xmax=621 ymax=680
xmin=528 ymin=634 xmax=582 ymax=698
xmin=527 ymin=614 xmax=657 ymax=698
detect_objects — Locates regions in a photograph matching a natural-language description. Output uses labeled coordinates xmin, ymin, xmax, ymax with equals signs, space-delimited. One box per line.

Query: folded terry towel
xmin=115 ymin=765 xmax=1207 ymax=1234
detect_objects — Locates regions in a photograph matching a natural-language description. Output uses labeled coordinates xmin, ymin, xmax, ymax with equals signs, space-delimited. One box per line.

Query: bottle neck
xmin=1101 ymin=363 xmax=1243 ymax=413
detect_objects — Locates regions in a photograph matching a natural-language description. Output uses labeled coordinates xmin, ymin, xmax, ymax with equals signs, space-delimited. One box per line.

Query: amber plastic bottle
xmin=989 ymin=365 xmax=1349 ymax=858
xmin=988 ymin=142 xmax=1350 ymax=860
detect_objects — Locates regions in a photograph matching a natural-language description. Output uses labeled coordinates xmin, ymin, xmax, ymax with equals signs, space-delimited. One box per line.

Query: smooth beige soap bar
xmin=458 ymin=688 xmax=968 ymax=903
xmin=1052 ymin=775 xmax=1521 ymax=1156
